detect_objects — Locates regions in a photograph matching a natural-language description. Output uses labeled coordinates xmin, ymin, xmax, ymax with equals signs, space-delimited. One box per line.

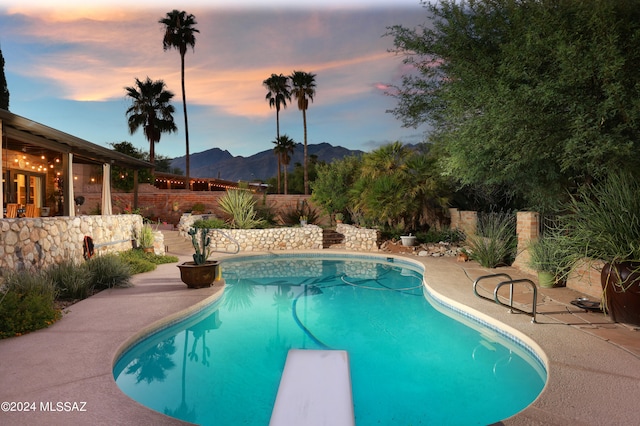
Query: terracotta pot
xmin=601 ymin=262 xmax=640 ymax=326
xmin=177 ymin=261 xmax=220 ymax=289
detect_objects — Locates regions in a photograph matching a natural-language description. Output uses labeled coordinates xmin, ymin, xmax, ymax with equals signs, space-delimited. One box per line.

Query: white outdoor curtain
xmin=0 ymin=121 xmax=4 ymax=217
xmin=101 ymin=163 xmax=112 ymax=215
xmin=66 ymin=153 xmax=75 ymax=217
xmin=35 ymin=177 xmax=43 ymax=207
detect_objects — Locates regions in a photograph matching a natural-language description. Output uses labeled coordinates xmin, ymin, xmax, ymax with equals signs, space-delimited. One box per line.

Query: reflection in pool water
xmin=114 ymin=255 xmax=546 ymax=425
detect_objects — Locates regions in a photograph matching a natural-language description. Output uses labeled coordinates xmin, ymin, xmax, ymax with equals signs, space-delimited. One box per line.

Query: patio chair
xmin=5 ymin=203 xmax=18 ymax=218
xmin=25 ymin=204 xmax=40 ymax=218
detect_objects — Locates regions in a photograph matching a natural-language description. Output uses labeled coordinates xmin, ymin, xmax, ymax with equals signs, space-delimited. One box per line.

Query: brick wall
xmin=76 ymin=185 xmax=323 ymax=225
xmin=449 ymin=208 xmax=477 ymax=236
xmin=512 ymin=211 xmax=540 ymax=274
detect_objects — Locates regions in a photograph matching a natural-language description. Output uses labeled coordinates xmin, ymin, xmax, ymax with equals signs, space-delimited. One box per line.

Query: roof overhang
xmin=0 ymin=109 xmax=153 ymax=169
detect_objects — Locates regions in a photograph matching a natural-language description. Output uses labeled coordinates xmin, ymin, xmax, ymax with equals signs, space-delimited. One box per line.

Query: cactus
xmin=188 ymin=227 xmax=212 ymax=265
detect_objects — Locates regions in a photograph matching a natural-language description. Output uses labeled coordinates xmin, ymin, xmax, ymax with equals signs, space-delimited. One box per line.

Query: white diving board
xmin=270 ymin=349 xmax=355 ymax=426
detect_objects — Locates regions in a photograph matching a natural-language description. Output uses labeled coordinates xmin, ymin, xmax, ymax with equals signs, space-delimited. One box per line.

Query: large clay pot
xmin=600 ymin=262 xmax=640 ymax=326
xmin=177 ymin=261 xmax=220 ymax=289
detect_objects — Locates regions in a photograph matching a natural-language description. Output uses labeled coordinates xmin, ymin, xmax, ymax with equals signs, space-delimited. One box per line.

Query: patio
xmin=0 ymin=232 xmax=638 ymax=425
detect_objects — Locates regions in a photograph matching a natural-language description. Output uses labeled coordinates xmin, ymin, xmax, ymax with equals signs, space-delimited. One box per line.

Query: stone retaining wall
xmin=178 ymin=215 xmax=380 ymax=253
xmin=336 ymin=223 xmax=380 ymax=252
xmin=0 ymin=215 xmax=144 ymax=273
xmin=178 ymin=214 xmax=323 ymax=252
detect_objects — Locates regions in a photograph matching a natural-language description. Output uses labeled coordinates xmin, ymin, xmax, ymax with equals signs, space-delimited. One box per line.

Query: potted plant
xmin=560 ymin=172 xmax=640 ymax=325
xmin=138 ymin=224 xmax=155 ymax=253
xmin=177 ymin=224 xmax=220 ymax=289
xmin=300 ymin=215 xmax=308 ymax=226
xmin=526 ymin=233 xmax=571 ymax=288
xmin=400 ymin=233 xmax=417 ymax=247
xmin=335 ymin=212 xmax=344 ymax=224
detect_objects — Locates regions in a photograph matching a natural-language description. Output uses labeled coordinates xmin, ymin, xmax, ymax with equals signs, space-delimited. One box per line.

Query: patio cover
xmin=0 ymin=109 xmax=152 ymax=216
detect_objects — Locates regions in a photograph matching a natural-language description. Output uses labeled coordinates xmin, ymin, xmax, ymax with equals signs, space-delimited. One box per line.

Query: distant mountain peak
xmin=170 ymin=143 xmax=362 ymax=181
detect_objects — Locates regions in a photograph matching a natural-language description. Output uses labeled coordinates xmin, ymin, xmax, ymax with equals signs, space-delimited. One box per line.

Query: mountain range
xmin=169 ymin=142 xmax=363 ymax=182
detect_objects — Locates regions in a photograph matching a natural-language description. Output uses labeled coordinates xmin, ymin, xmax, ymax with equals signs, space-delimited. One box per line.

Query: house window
xmin=4 ymin=170 xmax=45 ymax=207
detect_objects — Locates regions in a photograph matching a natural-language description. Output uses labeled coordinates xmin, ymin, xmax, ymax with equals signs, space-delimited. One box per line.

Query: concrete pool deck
xmin=0 ymin=237 xmax=639 ymax=425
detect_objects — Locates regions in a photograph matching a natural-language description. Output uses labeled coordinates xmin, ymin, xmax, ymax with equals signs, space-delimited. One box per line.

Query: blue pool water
xmin=113 ymin=255 xmax=546 ymax=425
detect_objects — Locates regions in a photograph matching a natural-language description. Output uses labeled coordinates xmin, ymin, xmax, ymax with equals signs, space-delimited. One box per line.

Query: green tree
xmin=109 ymin=141 xmax=172 ymax=190
xmin=290 ymin=71 xmax=317 ymax=195
xmin=124 ymin=77 xmax=177 ymax=168
xmin=311 ymin=155 xmax=362 ymax=220
xmin=160 ymin=10 xmax=199 ymax=189
xmin=387 ymin=0 xmax=640 ymax=211
xmin=287 ymin=156 xmax=321 ymax=195
xmin=0 ymin=46 xmax=9 ymax=110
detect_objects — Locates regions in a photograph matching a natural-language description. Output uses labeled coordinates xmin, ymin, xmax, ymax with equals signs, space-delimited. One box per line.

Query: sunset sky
xmin=0 ymin=0 xmax=430 ymax=160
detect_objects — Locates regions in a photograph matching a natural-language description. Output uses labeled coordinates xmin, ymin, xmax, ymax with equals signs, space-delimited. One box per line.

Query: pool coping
xmin=0 ymin=249 xmax=638 ymax=425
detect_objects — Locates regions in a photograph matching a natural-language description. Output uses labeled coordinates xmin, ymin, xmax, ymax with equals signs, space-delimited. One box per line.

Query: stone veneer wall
xmin=178 ymin=214 xmax=323 ymax=252
xmin=0 ymin=215 xmax=144 ymax=273
xmin=178 ymin=215 xmax=380 ymax=253
xmin=336 ymin=223 xmax=380 ymax=252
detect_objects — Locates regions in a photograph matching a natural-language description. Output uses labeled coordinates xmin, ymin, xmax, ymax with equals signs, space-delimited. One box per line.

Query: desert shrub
xmin=254 ymin=196 xmax=278 ymax=225
xmin=0 ymin=270 xmax=61 ymax=338
xmin=118 ymin=250 xmax=178 ymax=274
xmin=85 ymin=254 xmax=132 ymax=290
xmin=380 ymin=223 xmax=407 ymax=241
xmin=280 ymin=203 xmax=320 ymax=226
xmin=189 ymin=202 xmax=206 ymax=213
xmin=46 ymin=259 xmax=93 ymax=300
xmin=193 ymin=218 xmax=227 ymax=229
xmin=416 ymin=228 xmax=465 ymax=244
xmin=465 ymin=211 xmax=517 ymax=268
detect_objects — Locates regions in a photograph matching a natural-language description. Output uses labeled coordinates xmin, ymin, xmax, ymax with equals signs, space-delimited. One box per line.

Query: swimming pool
xmin=113 ymin=254 xmax=546 ymax=425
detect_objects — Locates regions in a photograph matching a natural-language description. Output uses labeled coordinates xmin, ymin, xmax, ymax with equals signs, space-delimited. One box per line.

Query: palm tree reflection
xmin=125 ymin=337 xmax=177 ymax=384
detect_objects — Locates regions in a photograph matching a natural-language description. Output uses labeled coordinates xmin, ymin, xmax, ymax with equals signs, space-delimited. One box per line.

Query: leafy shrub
xmin=85 ymin=254 xmax=132 ymax=290
xmin=465 ymin=211 xmax=517 ymax=268
xmin=0 ymin=271 xmax=61 ymax=338
xmin=46 ymin=259 xmax=93 ymax=300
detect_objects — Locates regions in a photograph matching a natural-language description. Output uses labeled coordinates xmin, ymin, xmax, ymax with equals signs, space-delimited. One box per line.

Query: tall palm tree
xmin=125 ymin=77 xmax=177 ymax=168
xmin=273 ymin=135 xmax=296 ymax=194
xmin=290 ymin=71 xmax=316 ymax=195
xmin=264 ymin=74 xmax=291 ymax=193
xmin=272 ymin=136 xmax=283 ymax=194
xmin=263 ymin=74 xmax=291 ymax=140
xmin=160 ymin=10 xmax=199 ymax=189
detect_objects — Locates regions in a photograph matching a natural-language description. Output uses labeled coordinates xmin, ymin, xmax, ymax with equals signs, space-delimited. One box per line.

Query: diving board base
xmin=270 ymin=349 xmax=355 ymax=426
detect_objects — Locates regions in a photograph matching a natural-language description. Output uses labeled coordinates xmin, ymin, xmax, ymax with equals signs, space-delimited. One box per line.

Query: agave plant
xmin=218 ymin=189 xmax=265 ymax=229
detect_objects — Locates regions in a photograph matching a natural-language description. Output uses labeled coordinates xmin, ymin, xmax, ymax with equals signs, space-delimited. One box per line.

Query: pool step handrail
xmin=210 ymin=229 xmax=241 ymax=254
xmin=473 ymin=274 xmax=538 ymax=323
